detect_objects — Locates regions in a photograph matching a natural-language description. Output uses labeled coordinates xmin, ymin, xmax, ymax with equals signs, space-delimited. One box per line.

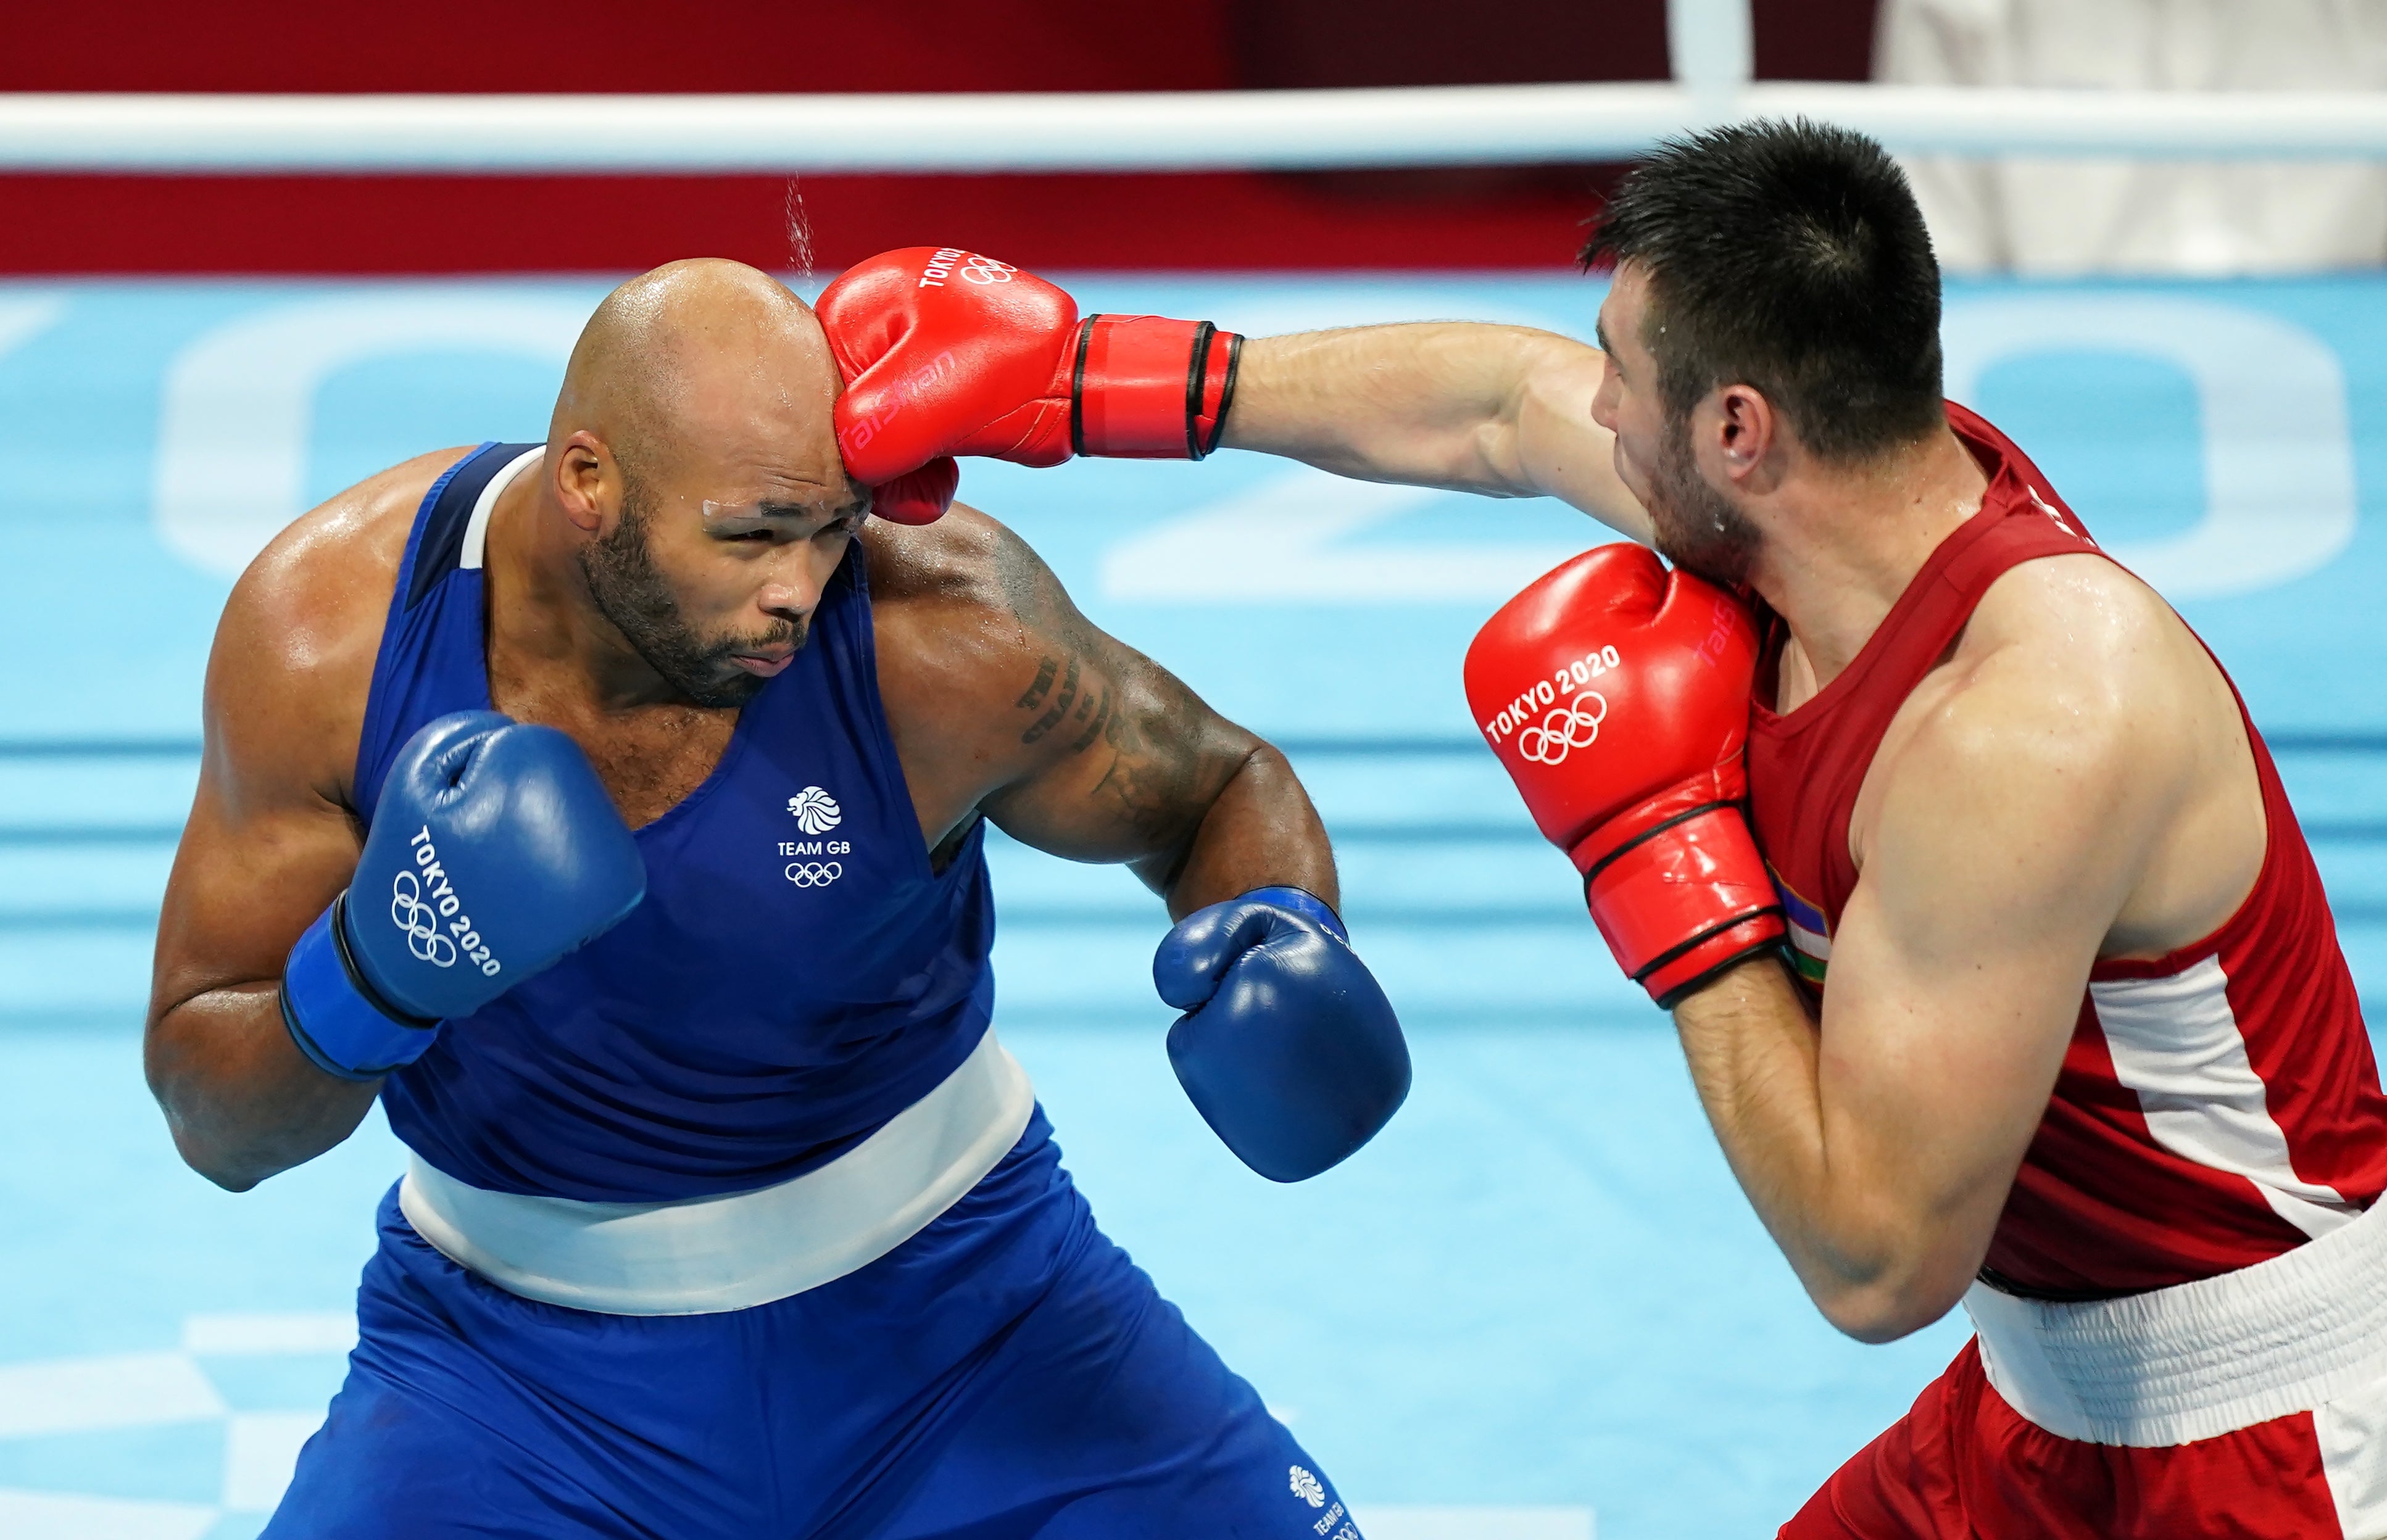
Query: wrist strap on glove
xmin=1239 ymin=885 xmax=1348 ymax=944
xmin=1572 ymin=802 xmax=1788 ymax=1010
xmin=1071 ymin=315 xmax=1243 ymax=460
xmin=280 ymin=893 xmax=444 ymax=1082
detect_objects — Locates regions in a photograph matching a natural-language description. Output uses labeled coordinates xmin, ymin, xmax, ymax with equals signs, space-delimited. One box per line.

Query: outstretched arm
xmin=813 ymin=247 xmax=1651 ymax=537
xmin=1222 ymin=324 xmax=1653 ymax=542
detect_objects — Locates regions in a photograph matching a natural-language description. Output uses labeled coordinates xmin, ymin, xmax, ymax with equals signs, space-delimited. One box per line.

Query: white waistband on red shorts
xmin=396 ymin=1027 xmax=1035 ymax=1317
xmin=1966 ymin=1196 xmax=2387 ymax=1446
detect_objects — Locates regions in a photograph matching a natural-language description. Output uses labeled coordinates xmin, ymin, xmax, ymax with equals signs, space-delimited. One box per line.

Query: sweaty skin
xmin=147 ymin=259 xmax=1333 ymax=1193
xmin=1221 ymin=264 xmax=2266 ymax=1341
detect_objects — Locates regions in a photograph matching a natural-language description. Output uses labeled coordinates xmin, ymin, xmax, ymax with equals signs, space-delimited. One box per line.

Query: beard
xmin=1643 ymin=412 xmax=1762 ymax=589
xmin=577 ymin=481 xmax=809 ymax=710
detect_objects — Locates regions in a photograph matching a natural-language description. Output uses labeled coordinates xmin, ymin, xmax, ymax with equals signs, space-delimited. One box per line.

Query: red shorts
xmin=1783 ymin=1338 xmax=2387 ymax=1539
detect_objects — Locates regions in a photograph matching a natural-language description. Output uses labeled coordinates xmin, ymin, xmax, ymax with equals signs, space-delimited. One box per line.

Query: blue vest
xmin=362 ymin=443 xmax=997 ymax=1203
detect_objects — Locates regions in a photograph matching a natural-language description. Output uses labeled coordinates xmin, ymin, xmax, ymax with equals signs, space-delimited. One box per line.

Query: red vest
xmin=1745 ymin=404 xmax=2387 ymax=1296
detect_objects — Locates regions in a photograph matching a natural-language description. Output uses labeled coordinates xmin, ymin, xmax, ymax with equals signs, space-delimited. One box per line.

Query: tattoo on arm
xmin=1013 ymin=654 xmax=1121 ymax=757
xmin=1019 ymin=656 xmax=1080 ymax=745
xmin=1008 ymin=648 xmax=1205 ymax=834
xmin=1092 ymin=698 xmax=1212 ymax=859
xmin=985 ymin=523 xmax=1248 ymax=884
xmin=1015 ymin=656 xmax=1057 ymax=710
xmin=1066 ymin=686 xmax=1111 ymax=753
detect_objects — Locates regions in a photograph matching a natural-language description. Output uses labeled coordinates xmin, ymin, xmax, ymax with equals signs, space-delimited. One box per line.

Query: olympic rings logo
xmin=958 ymin=255 xmax=1016 ymax=285
xmin=1515 ymin=690 xmax=1608 ymax=766
xmin=389 ymin=870 xmax=459 ymax=967
xmin=784 ymin=861 xmax=844 ymax=888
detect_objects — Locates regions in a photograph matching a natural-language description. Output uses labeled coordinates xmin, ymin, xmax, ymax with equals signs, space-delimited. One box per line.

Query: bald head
xmin=550 ymin=258 xmax=842 ymax=488
xmin=535 ymin=260 xmax=871 ymax=711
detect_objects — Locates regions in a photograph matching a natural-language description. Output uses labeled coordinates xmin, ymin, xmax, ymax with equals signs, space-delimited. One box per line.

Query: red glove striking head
xmin=815 ymin=247 xmax=1240 ymax=524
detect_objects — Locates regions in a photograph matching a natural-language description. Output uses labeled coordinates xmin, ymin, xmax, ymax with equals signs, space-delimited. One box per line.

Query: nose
xmin=1590 ymin=356 xmax=1622 ymax=433
xmin=755 ymin=544 xmax=836 ymax=626
xmin=756 ymin=582 xmax=815 ymax=627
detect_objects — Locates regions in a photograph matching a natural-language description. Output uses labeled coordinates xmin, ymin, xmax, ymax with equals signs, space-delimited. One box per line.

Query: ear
xmin=1709 ymin=384 xmax=1779 ymax=487
xmin=552 ymin=431 xmax=615 ymax=534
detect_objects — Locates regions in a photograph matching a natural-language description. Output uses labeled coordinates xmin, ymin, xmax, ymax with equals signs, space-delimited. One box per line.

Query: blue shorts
xmin=265 ymin=1110 xmax=1363 ymax=1539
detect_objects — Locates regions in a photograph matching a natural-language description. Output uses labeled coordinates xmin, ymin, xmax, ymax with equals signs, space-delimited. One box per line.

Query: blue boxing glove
xmin=280 ymin=711 xmax=647 ymax=1080
xmin=1155 ymin=887 xmax=1411 ymax=1182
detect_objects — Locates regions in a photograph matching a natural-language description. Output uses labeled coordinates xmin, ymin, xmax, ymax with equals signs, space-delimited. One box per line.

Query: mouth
xmin=729 ymin=650 xmax=795 ymax=677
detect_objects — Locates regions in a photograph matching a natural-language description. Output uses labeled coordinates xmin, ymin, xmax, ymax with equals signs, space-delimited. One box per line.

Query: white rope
xmin=2 ymin=84 xmax=2386 ymax=173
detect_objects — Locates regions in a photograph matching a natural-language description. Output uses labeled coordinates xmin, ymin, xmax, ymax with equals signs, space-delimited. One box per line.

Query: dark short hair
xmin=1581 ymin=118 xmax=1945 ymax=463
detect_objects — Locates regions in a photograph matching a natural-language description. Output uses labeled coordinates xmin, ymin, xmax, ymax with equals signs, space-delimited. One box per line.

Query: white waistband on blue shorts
xmin=1966 ymin=1194 xmax=2387 ymax=1446
xmin=396 ymin=1027 xmax=1035 ymax=1317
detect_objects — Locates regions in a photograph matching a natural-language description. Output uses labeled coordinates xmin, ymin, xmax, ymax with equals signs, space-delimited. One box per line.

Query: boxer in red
xmin=812 ymin=122 xmax=2387 ymax=1537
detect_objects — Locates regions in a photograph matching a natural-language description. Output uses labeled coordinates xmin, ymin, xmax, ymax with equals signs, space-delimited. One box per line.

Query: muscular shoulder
xmin=1926 ymin=554 xmax=2209 ymax=768
xmin=1877 ymin=557 xmax=2188 ymax=803
xmin=861 ymin=504 xmax=1226 ymax=848
xmin=863 ymin=503 xmax=1092 ymax=693
xmin=858 ymin=506 xmax=1069 ymax=828
xmin=863 ymin=502 xmax=1060 ymax=628
xmin=1858 ymin=553 xmax=2242 ymax=936
xmin=207 ymin=447 xmax=473 ymax=808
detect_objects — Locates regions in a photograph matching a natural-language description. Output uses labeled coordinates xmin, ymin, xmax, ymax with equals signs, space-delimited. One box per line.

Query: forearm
xmin=145 ymin=983 xmax=380 ymax=1191
xmin=1147 ymin=744 xmax=1337 ymax=920
xmin=1671 ymin=958 xmax=1959 ymax=1341
xmin=1221 ymin=325 xmax=1585 ymax=488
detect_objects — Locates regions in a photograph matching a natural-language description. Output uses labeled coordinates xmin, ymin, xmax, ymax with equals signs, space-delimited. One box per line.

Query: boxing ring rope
xmin=0 ymin=83 xmax=2384 ymax=173
xmin=2 ymin=0 xmax=2384 ymax=174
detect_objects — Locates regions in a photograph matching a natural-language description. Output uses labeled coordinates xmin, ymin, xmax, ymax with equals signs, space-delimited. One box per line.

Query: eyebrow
xmin=1594 ymin=317 xmax=1614 ymax=355
xmin=742 ymin=497 xmax=861 ymax=522
xmin=707 ymin=486 xmax=870 ymax=528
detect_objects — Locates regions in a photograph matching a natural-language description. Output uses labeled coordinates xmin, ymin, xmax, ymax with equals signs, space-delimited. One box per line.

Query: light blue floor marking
xmin=0 ymin=273 xmax=2380 ymax=1538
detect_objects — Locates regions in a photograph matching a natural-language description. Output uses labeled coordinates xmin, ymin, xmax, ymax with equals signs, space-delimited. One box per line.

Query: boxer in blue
xmin=144 ymin=259 xmax=1406 ymax=1539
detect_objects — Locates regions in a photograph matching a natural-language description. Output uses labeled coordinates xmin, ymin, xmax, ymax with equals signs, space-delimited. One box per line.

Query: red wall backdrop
xmin=0 ymin=0 xmax=1878 ymax=273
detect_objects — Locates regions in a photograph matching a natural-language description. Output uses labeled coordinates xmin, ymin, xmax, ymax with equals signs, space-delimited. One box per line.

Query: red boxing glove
xmin=815 ymin=247 xmax=1241 ymax=523
xmin=1463 ymin=545 xmax=1785 ymax=1008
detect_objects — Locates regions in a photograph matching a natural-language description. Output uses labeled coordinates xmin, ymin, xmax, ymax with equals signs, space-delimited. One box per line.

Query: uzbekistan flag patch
xmin=1772 ymin=872 xmax=1831 ymax=988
